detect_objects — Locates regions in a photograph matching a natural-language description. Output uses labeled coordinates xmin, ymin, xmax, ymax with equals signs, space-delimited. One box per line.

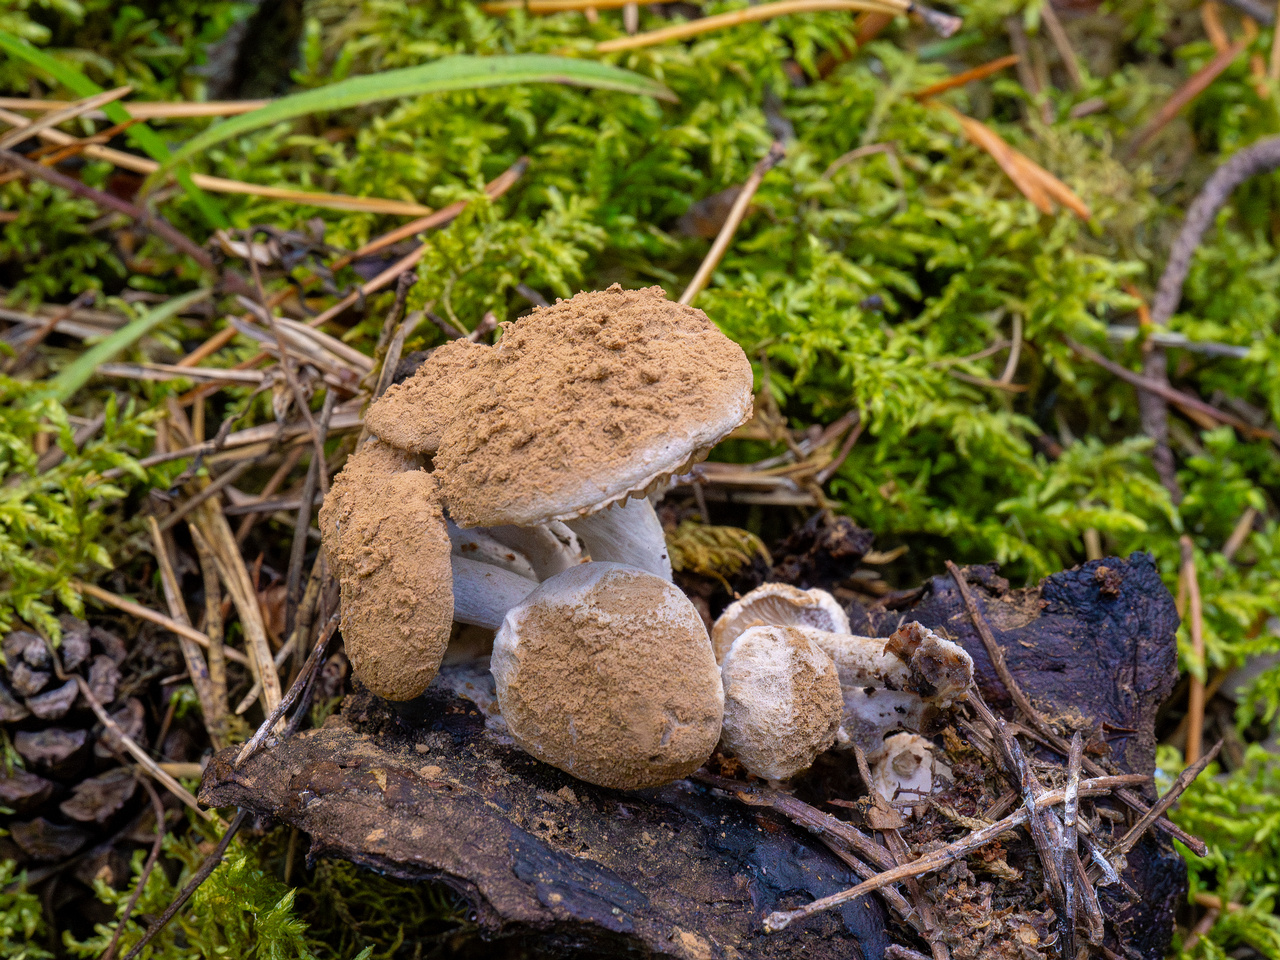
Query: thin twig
xmin=1111 ymin=741 xmax=1221 ymax=860
xmin=0 ymin=149 xmax=214 ymax=271
xmin=156 ymin=457 xmax=260 ymax=533
xmin=1062 ymin=731 xmax=1084 ymax=956
xmin=72 ymin=580 xmax=248 ymax=666
xmin=74 ymin=675 xmax=213 ymax=821
xmin=286 ymin=389 xmax=336 ymax=638
xmin=1064 ymin=338 xmax=1280 ymax=443
xmin=121 ymin=809 xmax=249 ymax=960
xmin=237 ymin=614 xmax=339 ymax=765
xmin=4 ymin=289 xmax=96 ymax=374
xmin=1179 ymin=536 xmax=1207 ymax=765
xmin=98 ymin=777 xmax=166 ymax=960
xmin=1039 ymin=1 xmax=1084 ymax=91
xmin=680 ymin=142 xmax=785 ymax=305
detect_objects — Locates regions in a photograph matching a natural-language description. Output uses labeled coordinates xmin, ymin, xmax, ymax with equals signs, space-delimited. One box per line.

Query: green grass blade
xmin=141 ymin=54 xmax=675 ymax=195
xmin=0 ymin=29 xmax=229 ymax=230
xmin=49 ymin=288 xmax=212 ymax=403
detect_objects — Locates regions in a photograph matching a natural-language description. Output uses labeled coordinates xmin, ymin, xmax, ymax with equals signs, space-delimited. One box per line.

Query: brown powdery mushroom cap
xmin=436 ymin=285 xmax=752 ymax=527
xmin=320 ymin=439 xmax=453 ymax=701
xmin=719 ymin=625 xmax=844 ymax=781
xmin=363 ymin=338 xmax=497 ymax=455
xmin=491 ymin=562 xmax=724 ymax=790
xmin=711 ymin=582 xmax=850 ymax=664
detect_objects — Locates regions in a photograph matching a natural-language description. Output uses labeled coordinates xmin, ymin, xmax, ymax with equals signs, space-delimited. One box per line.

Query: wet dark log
xmin=202 ymin=552 xmax=1183 ymax=960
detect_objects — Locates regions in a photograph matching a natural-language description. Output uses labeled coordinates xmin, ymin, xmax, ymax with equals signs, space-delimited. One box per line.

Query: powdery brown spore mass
xmin=492 ymin=563 xmax=724 ymax=790
xmin=320 ymin=439 xmax=453 ymax=701
xmin=426 ymin=285 xmax=752 ymax=526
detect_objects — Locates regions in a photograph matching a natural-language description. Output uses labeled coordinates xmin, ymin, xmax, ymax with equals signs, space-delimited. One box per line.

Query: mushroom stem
xmin=566 ymin=497 xmax=672 ymax=580
xmin=484 ymin=522 xmax=582 ymax=580
xmin=451 ymin=556 xmax=539 ymax=629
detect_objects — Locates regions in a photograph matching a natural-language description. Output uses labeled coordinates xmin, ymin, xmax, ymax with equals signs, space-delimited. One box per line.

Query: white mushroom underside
xmin=565 ymin=497 xmax=672 ymax=581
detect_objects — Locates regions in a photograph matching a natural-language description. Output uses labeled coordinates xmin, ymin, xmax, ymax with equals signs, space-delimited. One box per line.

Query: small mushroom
xmin=492 ymin=562 xmax=724 ymax=789
xmin=718 ymin=625 xmax=843 ymax=781
xmin=322 ymin=439 xmax=537 ymax=700
xmin=808 ymin=621 xmax=973 ymax=760
xmin=711 ymin=582 xmax=850 ymax=664
xmin=871 ymin=732 xmax=944 ymax=815
xmin=366 ymin=285 xmax=754 ymax=580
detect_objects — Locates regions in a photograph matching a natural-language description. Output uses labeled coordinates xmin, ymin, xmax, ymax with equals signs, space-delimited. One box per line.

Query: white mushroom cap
xmin=719 ymin=625 xmax=844 ymax=781
xmin=871 ymin=733 xmax=941 ymax=812
xmin=711 ymin=583 xmax=850 ymax=663
xmin=492 ymin=561 xmax=723 ymax=790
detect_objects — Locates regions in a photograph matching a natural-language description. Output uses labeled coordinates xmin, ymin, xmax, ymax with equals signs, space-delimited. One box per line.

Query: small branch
xmin=237 ymin=614 xmax=339 ymax=765
xmin=1110 ymin=741 xmax=1221 ymax=860
xmin=680 ymin=142 xmax=785 ymax=305
xmin=98 ymin=777 xmax=166 ymax=960
xmin=0 ymin=148 xmax=214 ymax=271
xmin=5 ymin=289 xmax=96 ymax=374
xmin=156 ymin=457 xmax=259 ymax=533
xmin=1064 ymin=338 xmax=1280 ymax=443
xmin=121 ymin=809 xmax=249 ymax=960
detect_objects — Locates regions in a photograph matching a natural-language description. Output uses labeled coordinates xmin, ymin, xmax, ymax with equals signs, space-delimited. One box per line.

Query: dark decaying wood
xmin=201 ymin=551 xmax=1185 ymax=960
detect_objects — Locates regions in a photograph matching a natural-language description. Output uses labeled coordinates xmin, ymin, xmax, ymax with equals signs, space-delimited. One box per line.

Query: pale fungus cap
xmin=809 ymin=621 xmax=974 ymax=760
xmin=871 ymin=732 xmax=940 ymax=810
xmin=320 ymin=439 xmax=453 ymax=701
xmin=492 ymin=562 xmax=724 ymax=790
xmin=711 ymin=582 xmax=850 ymax=664
xmin=719 ymin=625 xmax=844 ymax=781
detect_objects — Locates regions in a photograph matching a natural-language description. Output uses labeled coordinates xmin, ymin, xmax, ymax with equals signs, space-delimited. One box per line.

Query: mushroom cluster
xmin=324 ymin=284 xmax=972 ymax=795
xmin=323 ymin=285 xmax=753 ymax=788
xmin=712 ymin=582 xmax=973 ymax=802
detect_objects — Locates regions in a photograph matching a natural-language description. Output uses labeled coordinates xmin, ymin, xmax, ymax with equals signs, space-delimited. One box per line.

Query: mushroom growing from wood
xmin=718 ymin=625 xmax=844 ymax=781
xmin=365 ymin=285 xmax=754 ymax=580
xmin=710 ymin=582 xmax=850 ymax=663
xmin=491 ymin=562 xmax=724 ymax=789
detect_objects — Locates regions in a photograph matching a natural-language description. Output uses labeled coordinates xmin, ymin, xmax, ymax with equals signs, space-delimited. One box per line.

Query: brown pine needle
xmin=1124 ymin=39 xmax=1248 ymax=159
xmin=1180 ymin=536 xmax=1208 ymax=765
xmin=0 ymin=97 xmax=270 ymax=119
xmin=596 ymin=0 xmax=907 ymax=52
xmin=911 ymin=54 xmax=1020 ymax=100
xmin=679 ymin=141 xmax=785 ymax=304
xmin=72 ymin=580 xmax=250 ymax=667
xmin=941 ymin=106 xmax=1053 ymax=214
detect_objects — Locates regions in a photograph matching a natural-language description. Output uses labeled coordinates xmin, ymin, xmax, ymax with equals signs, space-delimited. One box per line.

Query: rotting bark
xmin=201 ymin=552 xmax=1184 ymax=960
